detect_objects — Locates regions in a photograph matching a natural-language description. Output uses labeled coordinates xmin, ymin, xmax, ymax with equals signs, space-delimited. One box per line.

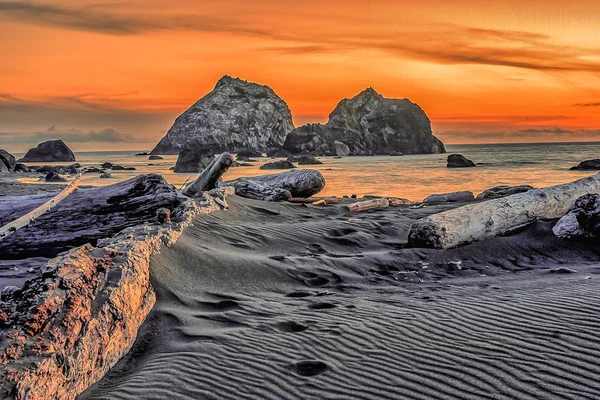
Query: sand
xmin=81 ymin=195 xmax=600 ymax=399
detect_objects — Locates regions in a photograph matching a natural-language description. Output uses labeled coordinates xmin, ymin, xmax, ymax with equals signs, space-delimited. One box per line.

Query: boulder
xmin=100 ymin=172 xmax=112 ymax=179
xmin=42 ymin=172 xmax=67 ymax=182
xmin=267 ymin=148 xmax=291 ymax=158
xmin=13 ymin=163 xmax=29 ymax=173
xmin=476 ymin=185 xmax=534 ymax=200
xmin=174 ymin=150 xmax=214 ymax=173
xmin=423 ymin=191 xmax=475 ymax=204
xmin=0 ymin=149 xmax=16 ymax=171
xmin=221 ymin=169 xmax=325 ymax=199
xmin=18 ymin=140 xmax=76 ymax=162
xmin=553 ymin=194 xmax=600 ymax=239
xmin=260 ymin=160 xmax=296 ymax=170
xmin=447 ymin=154 xmax=476 ymax=168
xmin=282 ymin=88 xmax=445 ymax=156
xmin=150 ymin=75 xmax=294 ymax=155
xmin=287 ymin=155 xmax=323 ymax=165
xmin=148 ymin=155 xmax=164 ymax=160
xmin=570 ymin=159 xmax=600 ymax=170
xmin=101 ymin=162 xmax=113 ymax=169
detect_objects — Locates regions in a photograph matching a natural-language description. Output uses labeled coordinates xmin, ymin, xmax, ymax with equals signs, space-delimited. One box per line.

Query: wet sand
xmin=82 ymin=196 xmax=600 ymax=399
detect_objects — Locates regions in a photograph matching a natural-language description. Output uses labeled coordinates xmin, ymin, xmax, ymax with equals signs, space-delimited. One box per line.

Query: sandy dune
xmin=82 ymin=196 xmax=600 ymax=399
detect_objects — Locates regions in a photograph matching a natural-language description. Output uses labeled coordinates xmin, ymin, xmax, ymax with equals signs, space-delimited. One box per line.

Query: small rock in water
xmin=148 ymin=155 xmax=163 ymax=160
xmin=43 ymin=172 xmax=67 ymax=182
xmin=549 ymin=267 xmax=577 ymax=274
xmin=447 ymin=154 xmax=476 ymax=168
xmin=101 ymin=162 xmax=113 ymax=169
xmin=156 ymin=208 xmax=171 ymax=224
xmin=100 ymin=172 xmax=112 ymax=179
xmin=260 ymin=160 xmax=296 ymax=170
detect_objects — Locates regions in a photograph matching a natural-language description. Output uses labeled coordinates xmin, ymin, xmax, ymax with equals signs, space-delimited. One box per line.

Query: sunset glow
xmin=1 ymin=0 xmax=599 ymax=151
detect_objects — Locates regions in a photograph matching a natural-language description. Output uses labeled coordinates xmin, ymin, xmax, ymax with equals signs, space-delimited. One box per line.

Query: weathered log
xmin=423 ymin=191 xmax=475 ymax=204
xmin=0 ymin=173 xmax=82 ymax=240
xmin=221 ymin=169 xmax=325 ymax=199
xmin=347 ymin=198 xmax=390 ymax=212
xmin=232 ymin=180 xmax=292 ymax=202
xmin=0 ymin=174 xmax=188 ymax=258
xmin=288 ymin=197 xmax=345 ymax=204
xmin=182 ymin=152 xmax=234 ymax=197
xmin=408 ymin=172 xmax=600 ymax=249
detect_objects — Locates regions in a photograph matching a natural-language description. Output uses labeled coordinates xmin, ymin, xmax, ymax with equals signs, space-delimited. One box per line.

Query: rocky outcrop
xmin=282 ymin=88 xmax=445 ymax=156
xmin=174 ymin=150 xmax=214 ymax=173
xmin=447 ymin=154 xmax=475 ymax=168
xmin=260 ymin=160 xmax=296 ymax=170
xmin=476 ymin=185 xmax=534 ymax=200
xmin=287 ymin=155 xmax=323 ymax=165
xmin=0 ymin=149 xmax=16 ymax=171
xmin=423 ymin=191 xmax=475 ymax=204
xmin=18 ymin=140 xmax=76 ymax=163
xmin=570 ymin=159 xmax=600 ymax=170
xmin=553 ymin=194 xmax=600 ymax=239
xmin=151 ymin=76 xmax=294 ymax=156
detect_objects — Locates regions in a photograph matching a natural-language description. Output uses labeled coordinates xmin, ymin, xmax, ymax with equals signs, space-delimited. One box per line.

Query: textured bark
xmin=0 ymin=174 xmax=187 ymax=258
xmin=182 ymin=152 xmax=234 ymax=197
xmin=408 ymin=173 xmax=600 ymax=249
xmin=221 ymin=169 xmax=326 ymax=199
xmin=0 ymin=189 xmax=231 ymax=399
xmin=347 ymin=198 xmax=390 ymax=212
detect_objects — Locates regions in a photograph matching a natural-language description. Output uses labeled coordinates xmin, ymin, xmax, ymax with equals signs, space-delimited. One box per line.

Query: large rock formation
xmin=0 ymin=149 xmax=16 ymax=171
xmin=150 ymin=76 xmax=294 ymax=155
xmin=553 ymin=194 xmax=600 ymax=239
xmin=282 ymin=88 xmax=445 ymax=156
xmin=18 ymin=140 xmax=76 ymax=162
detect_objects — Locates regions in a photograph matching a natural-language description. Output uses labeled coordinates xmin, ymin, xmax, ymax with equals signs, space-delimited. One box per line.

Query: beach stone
xmin=18 ymin=139 xmax=76 ymax=162
xmin=570 ymin=159 xmax=600 ymax=170
xmin=476 ymin=185 xmax=534 ymax=200
xmin=43 ymin=172 xmax=67 ymax=182
xmin=260 ymin=160 xmax=296 ymax=170
xmin=0 ymin=149 xmax=16 ymax=171
xmin=13 ymin=163 xmax=29 ymax=172
xmin=174 ymin=150 xmax=214 ymax=173
xmin=287 ymin=155 xmax=323 ymax=165
xmin=283 ymin=88 xmax=445 ymax=156
xmin=447 ymin=154 xmax=476 ymax=168
xmin=156 ymin=208 xmax=171 ymax=224
xmin=423 ymin=191 xmax=475 ymax=204
xmin=151 ymin=75 xmax=294 ymax=155
xmin=148 ymin=155 xmax=163 ymax=160
xmin=100 ymin=172 xmax=112 ymax=179
xmin=553 ymin=193 xmax=600 ymax=239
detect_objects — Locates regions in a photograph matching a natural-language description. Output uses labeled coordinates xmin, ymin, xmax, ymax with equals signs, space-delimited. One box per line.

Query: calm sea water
xmin=14 ymin=142 xmax=600 ymax=202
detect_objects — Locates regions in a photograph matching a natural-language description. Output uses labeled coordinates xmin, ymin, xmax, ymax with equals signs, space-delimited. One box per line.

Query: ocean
xmin=12 ymin=142 xmax=600 ymax=201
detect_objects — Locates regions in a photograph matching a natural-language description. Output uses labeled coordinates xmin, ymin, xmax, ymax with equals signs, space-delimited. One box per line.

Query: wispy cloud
xmin=574 ymin=102 xmax=600 ymax=107
xmin=0 ymin=126 xmax=136 ymax=145
xmin=436 ymin=127 xmax=600 ymax=143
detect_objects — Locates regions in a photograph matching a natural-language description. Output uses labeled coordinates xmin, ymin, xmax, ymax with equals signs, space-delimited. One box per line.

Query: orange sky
xmin=1 ymin=0 xmax=599 ymax=151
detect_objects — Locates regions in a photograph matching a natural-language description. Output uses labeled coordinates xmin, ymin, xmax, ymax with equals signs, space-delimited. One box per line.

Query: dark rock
xmin=35 ymin=165 xmax=65 ymax=174
xmin=101 ymin=162 xmax=113 ymax=169
xmin=174 ymin=150 xmax=214 ymax=173
xmin=13 ymin=163 xmax=29 ymax=173
xmin=18 ymin=140 xmax=76 ymax=162
xmin=283 ymin=88 xmax=445 ymax=156
xmin=549 ymin=267 xmax=577 ymax=274
xmin=267 ymin=148 xmax=291 ymax=157
xmin=423 ymin=191 xmax=475 ymax=204
xmin=236 ymin=155 xmax=257 ymax=162
xmin=260 ymin=160 xmax=296 ymax=170
xmin=570 ymin=159 xmax=600 ymax=170
xmin=100 ymin=172 xmax=112 ymax=179
xmin=553 ymin=194 xmax=600 ymax=239
xmin=231 ymin=161 xmax=254 ymax=167
xmin=447 ymin=154 xmax=476 ymax=168
xmin=43 ymin=172 xmax=67 ymax=182
xmin=151 ymin=75 xmax=294 ymax=155
xmin=0 ymin=149 xmax=16 ymax=171
xmin=111 ymin=165 xmax=136 ymax=171
xmin=156 ymin=208 xmax=171 ymax=224
xmin=389 ymin=151 xmax=403 ymax=156
xmin=135 ymin=152 xmax=149 ymax=156
xmin=237 ymin=148 xmax=263 ymax=158
xmin=148 ymin=155 xmax=163 ymax=160
xmin=287 ymin=155 xmax=323 ymax=165
xmin=476 ymin=185 xmax=534 ymax=200
xmin=83 ymin=167 xmax=103 ymax=174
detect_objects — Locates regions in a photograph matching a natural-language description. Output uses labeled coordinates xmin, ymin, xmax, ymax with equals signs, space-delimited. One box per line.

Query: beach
xmin=79 ymin=195 xmax=600 ymax=399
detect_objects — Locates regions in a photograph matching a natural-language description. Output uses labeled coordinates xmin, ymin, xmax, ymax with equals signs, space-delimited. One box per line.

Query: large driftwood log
xmin=0 ymin=174 xmax=188 ymax=258
xmin=221 ymin=169 xmax=325 ymax=200
xmin=182 ymin=152 xmax=234 ymax=197
xmin=408 ymin=173 xmax=600 ymax=249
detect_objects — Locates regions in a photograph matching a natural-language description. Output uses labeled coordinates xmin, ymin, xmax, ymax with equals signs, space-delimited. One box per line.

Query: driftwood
xmin=288 ymin=197 xmax=346 ymax=204
xmin=347 ymin=198 xmax=390 ymax=212
xmin=0 ymin=173 xmax=82 ymax=240
xmin=183 ymin=152 xmax=234 ymax=197
xmin=408 ymin=173 xmax=600 ymax=249
xmin=221 ymin=169 xmax=325 ymax=200
xmin=0 ymin=174 xmax=188 ymax=258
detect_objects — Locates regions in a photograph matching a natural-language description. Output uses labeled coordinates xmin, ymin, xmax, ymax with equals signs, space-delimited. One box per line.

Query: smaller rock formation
xmin=570 ymin=159 xmax=600 ymax=170
xmin=260 ymin=160 xmax=296 ymax=170
xmin=135 ymin=152 xmax=149 ymax=156
xmin=174 ymin=150 xmax=214 ymax=173
xmin=42 ymin=172 xmax=67 ymax=182
xmin=334 ymin=141 xmax=350 ymax=157
xmin=423 ymin=191 xmax=475 ymax=204
xmin=100 ymin=172 xmax=112 ymax=179
xmin=287 ymin=155 xmax=323 ymax=165
xmin=18 ymin=140 xmax=76 ymax=162
xmin=553 ymin=194 xmax=600 ymax=239
xmin=476 ymin=185 xmax=534 ymax=200
xmin=111 ymin=165 xmax=136 ymax=171
xmin=237 ymin=149 xmax=263 ymax=158
xmin=101 ymin=162 xmax=113 ymax=169
xmin=267 ymin=148 xmax=291 ymax=158
xmin=13 ymin=163 xmax=29 ymax=173
xmin=447 ymin=154 xmax=476 ymax=168
xmin=149 ymin=155 xmax=164 ymax=160
xmin=0 ymin=149 xmax=16 ymax=171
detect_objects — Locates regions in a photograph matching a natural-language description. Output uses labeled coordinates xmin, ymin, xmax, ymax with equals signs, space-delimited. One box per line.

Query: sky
xmin=1 ymin=0 xmax=599 ymax=151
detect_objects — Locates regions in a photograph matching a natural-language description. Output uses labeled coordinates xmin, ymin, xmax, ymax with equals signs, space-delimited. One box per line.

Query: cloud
xmin=0 ymin=127 xmax=137 ymax=145
xmin=0 ymin=1 xmax=269 ymax=36
xmin=574 ymin=102 xmax=600 ymax=107
xmin=436 ymin=127 xmax=600 ymax=143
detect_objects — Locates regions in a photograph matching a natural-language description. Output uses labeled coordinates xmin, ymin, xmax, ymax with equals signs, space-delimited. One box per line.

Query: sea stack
xmin=150 ymin=75 xmax=295 ymax=157
xmin=282 ymin=88 xmax=445 ymax=156
xmin=18 ymin=140 xmax=76 ymax=162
